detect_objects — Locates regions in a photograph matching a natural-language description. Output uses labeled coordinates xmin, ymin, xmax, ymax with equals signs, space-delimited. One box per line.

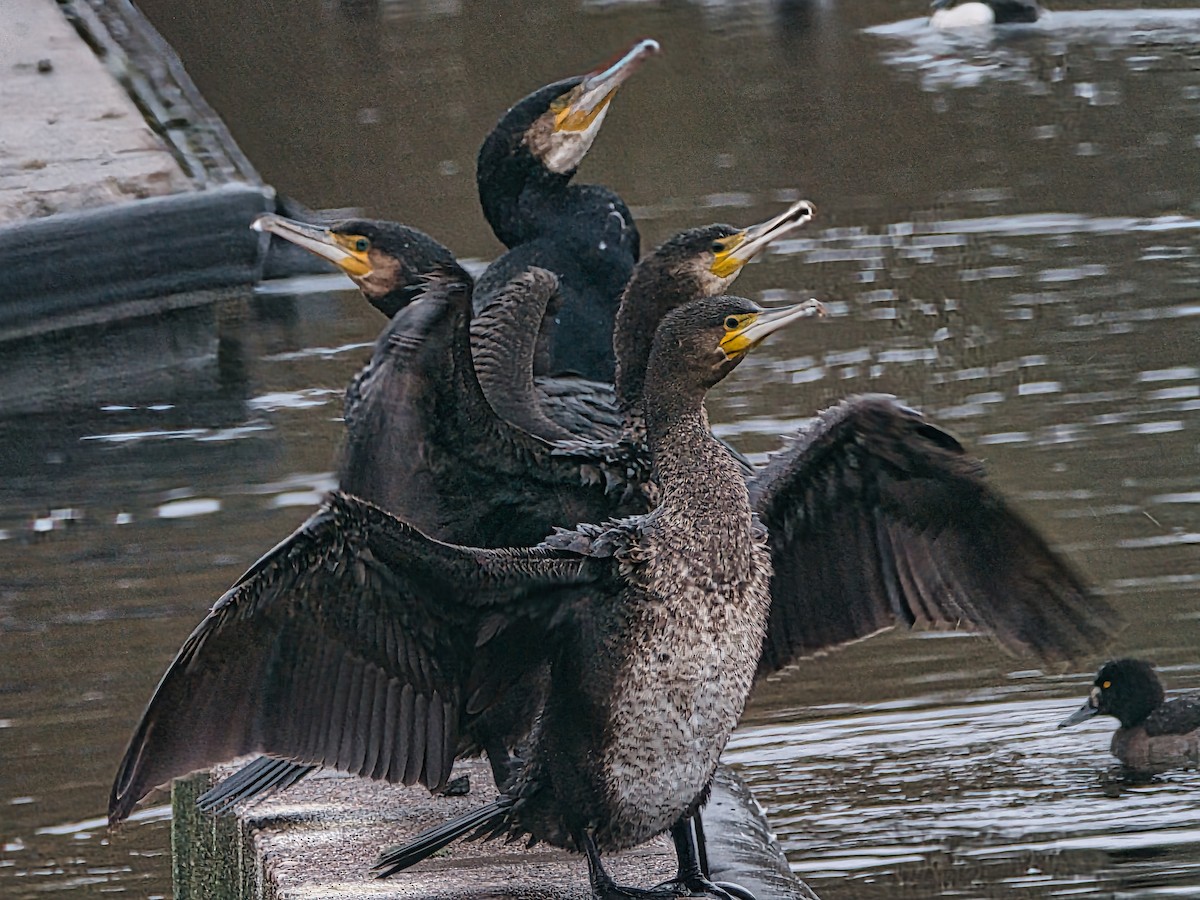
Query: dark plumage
xmin=473 ymin=200 xmax=818 ymax=446
xmin=252 ymin=216 xmax=650 ymax=546
xmin=1060 ymin=658 xmax=1200 ymax=773
xmin=109 ymin=296 xmax=817 ymax=900
xmin=474 ymin=39 xmax=659 ymax=382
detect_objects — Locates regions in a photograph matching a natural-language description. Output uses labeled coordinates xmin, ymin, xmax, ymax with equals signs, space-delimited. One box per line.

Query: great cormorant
xmin=474 ymin=39 xmax=659 ymax=382
xmin=110 ymin=294 xmax=1114 ymax=900
xmin=473 ymin=200 xmax=817 ymax=444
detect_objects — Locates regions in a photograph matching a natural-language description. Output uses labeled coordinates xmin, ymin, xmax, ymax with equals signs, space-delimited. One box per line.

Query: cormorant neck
xmin=643 ymin=369 xmax=744 ymax=508
xmin=477 ymin=78 xmax=581 ymax=249
xmin=613 ymin=261 xmax=691 ymax=425
xmin=373 ymin=283 xmax=425 ymax=320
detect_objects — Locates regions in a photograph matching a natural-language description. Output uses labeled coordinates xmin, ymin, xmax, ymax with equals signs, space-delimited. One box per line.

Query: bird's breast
xmin=595 ymin=540 xmax=771 ymax=848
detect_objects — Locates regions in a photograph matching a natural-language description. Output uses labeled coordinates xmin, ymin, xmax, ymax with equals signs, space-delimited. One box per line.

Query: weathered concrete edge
xmin=62 ymin=0 xmax=264 ymax=188
xmin=0 ymin=0 xmax=274 ymax=343
xmin=172 ymin=760 xmax=822 ymax=900
xmin=0 ymin=182 xmax=273 ymax=331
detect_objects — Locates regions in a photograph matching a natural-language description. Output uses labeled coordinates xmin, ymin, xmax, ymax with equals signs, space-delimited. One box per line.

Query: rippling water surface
xmin=2 ymin=1 xmax=1199 ymax=897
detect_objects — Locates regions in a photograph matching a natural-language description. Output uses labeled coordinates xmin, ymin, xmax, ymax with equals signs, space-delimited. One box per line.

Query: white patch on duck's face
xmin=931 ymin=2 xmax=995 ymax=29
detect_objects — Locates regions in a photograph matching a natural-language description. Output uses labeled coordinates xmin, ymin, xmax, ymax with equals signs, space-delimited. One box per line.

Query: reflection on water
xmin=732 ymin=670 xmax=1200 ymax=898
xmin=2 ymin=1 xmax=1199 ymax=898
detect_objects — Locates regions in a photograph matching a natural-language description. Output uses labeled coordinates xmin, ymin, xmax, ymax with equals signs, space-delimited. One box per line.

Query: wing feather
xmin=109 ymin=491 xmax=602 ymax=824
xmin=752 ymin=394 xmax=1119 ymax=677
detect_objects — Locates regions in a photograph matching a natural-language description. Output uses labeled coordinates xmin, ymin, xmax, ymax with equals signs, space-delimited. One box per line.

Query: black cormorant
xmin=109 ymin=294 xmax=1114 ymax=900
xmin=248 ymin=224 xmax=653 ymax=545
xmin=1060 ymin=659 xmax=1200 ymax=773
xmin=474 ymin=39 xmax=659 ymax=382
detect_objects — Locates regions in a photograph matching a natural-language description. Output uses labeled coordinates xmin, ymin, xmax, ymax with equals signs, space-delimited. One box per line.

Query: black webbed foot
xmin=581 ymin=823 xmax=760 ymax=900
xmin=437 ymin=774 xmax=470 ymax=796
xmin=648 ymin=874 xmax=758 ymax=900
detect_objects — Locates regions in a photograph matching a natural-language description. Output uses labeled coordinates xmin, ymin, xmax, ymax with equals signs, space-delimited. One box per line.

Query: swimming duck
xmin=1060 ymin=658 xmax=1200 ymax=773
xmin=930 ymin=0 xmax=1041 ymax=29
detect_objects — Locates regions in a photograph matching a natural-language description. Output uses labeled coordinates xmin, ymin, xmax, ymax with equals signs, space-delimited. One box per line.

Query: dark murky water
xmin=3 ymin=1 xmax=1200 ymax=897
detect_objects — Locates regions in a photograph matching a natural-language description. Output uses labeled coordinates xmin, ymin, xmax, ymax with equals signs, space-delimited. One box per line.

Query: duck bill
xmin=556 ymin=38 xmax=660 ymax=134
xmin=712 ymin=200 xmax=817 ymax=279
xmin=1059 ymin=701 xmax=1100 ymax=728
xmin=720 ymin=299 xmax=825 ymax=357
xmin=251 ymin=214 xmax=371 ymax=278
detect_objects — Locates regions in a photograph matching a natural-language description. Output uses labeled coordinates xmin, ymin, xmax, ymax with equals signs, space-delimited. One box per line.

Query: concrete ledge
xmin=172 ymin=760 xmax=821 ymax=900
xmin=0 ymin=183 xmax=270 ymax=326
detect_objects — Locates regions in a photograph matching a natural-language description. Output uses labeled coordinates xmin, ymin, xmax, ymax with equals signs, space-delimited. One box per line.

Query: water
xmin=3 ymin=1 xmax=1200 ymax=897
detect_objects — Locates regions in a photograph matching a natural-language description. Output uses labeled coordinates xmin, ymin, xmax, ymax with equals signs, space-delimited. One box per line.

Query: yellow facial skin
xmin=718 ymin=301 xmax=826 ymax=358
xmin=552 ymin=88 xmax=616 ymax=134
xmin=710 ymin=200 xmax=818 ymax=280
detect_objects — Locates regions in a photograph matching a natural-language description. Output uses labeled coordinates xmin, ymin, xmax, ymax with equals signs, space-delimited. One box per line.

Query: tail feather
xmin=373 ymin=796 xmax=514 ymax=878
xmin=197 ymin=757 xmax=316 ymax=815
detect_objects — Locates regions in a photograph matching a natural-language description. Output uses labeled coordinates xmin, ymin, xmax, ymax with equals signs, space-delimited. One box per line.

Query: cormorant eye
xmin=711 ymin=241 xmax=725 ymax=254
xmin=1101 ymin=680 xmax=1111 ymax=689
xmin=724 ymin=316 xmax=739 ymax=330
xmin=354 ymin=237 xmax=370 ymax=253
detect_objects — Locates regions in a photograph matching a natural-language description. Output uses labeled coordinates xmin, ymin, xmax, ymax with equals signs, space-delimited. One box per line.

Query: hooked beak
xmin=251 ymin=214 xmax=372 ymax=278
xmin=720 ymin=299 xmax=825 ymax=357
xmin=555 ymin=38 xmax=660 ymax=133
xmin=712 ymin=200 xmax=817 ymax=279
xmin=1059 ymin=686 xmax=1101 ymax=728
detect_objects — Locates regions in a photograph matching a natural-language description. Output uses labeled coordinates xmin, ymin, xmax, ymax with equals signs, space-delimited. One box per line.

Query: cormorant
xmin=1060 ymin=659 xmax=1200 ymax=773
xmin=107 ymin=295 xmax=804 ymax=899
xmin=473 ymin=199 xmax=818 ymax=444
xmin=248 ymin=226 xmax=653 ymax=545
xmin=474 ymin=39 xmax=660 ymax=383
xmin=193 ymin=204 xmax=814 ymax=814
xmin=110 ymin=294 xmax=1114 ymax=900
xmin=930 ymin=0 xmax=1041 ymax=29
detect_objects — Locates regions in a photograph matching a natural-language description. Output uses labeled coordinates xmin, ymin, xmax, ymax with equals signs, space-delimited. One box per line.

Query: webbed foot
xmin=647 ymin=875 xmax=757 ymax=900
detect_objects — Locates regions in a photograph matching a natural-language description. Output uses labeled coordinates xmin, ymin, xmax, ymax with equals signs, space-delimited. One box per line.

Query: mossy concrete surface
xmin=172 ymin=759 xmax=822 ymax=900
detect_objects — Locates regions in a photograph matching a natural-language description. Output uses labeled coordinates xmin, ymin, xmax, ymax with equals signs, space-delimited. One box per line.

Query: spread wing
xmin=109 ymin=491 xmax=602 ymax=824
xmin=751 ymin=394 xmax=1119 ymax=676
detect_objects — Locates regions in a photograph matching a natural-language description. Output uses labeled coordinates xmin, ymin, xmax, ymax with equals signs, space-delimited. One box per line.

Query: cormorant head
xmin=657 ymin=199 xmax=816 ymax=294
xmin=252 ymin=214 xmax=460 ymax=318
xmin=520 ymin=39 xmax=661 ymax=177
xmin=613 ymin=200 xmax=815 ymax=408
xmin=1059 ymin=659 xmax=1165 ymax=730
xmin=477 ymin=39 xmax=658 ymax=248
xmin=652 ymin=295 xmax=824 ymax=391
